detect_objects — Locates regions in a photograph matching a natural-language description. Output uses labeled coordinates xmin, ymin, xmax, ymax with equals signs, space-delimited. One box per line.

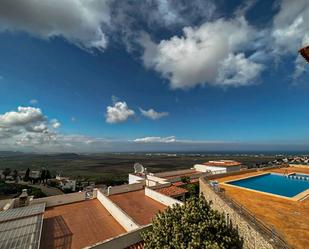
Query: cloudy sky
xmin=0 ymin=0 xmax=309 ymax=152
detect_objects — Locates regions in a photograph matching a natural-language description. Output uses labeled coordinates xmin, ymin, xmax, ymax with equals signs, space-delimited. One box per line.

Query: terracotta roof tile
xmin=156 ymin=185 xmax=188 ymax=197
xmin=203 ymin=160 xmax=241 ymax=167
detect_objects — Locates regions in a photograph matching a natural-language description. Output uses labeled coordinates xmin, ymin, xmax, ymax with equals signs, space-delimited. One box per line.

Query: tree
xmin=45 ymin=170 xmax=51 ymax=182
xmin=24 ymin=168 xmax=30 ymax=182
xmin=40 ymin=169 xmax=46 ymax=184
xmin=180 ymin=176 xmax=191 ymax=184
xmin=142 ymin=196 xmax=243 ymax=249
xmin=3 ymin=168 xmax=11 ymax=180
xmin=12 ymin=169 xmax=18 ymax=182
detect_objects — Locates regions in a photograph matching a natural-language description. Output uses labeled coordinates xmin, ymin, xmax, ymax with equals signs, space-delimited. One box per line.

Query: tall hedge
xmin=142 ymin=196 xmax=242 ymax=249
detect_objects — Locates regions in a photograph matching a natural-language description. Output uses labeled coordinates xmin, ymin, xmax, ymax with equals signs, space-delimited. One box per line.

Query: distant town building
xmin=54 ymin=175 xmax=76 ymax=191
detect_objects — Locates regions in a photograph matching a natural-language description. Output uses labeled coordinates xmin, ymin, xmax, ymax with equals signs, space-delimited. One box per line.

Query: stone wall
xmin=200 ymin=178 xmax=274 ymax=249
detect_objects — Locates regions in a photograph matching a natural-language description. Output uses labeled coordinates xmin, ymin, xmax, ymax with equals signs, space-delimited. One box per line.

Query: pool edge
xmin=221 ymin=172 xmax=309 ymax=201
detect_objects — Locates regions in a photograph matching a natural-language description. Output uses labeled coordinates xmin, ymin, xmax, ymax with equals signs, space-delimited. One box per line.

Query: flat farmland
xmin=0 ymin=152 xmax=279 ymax=184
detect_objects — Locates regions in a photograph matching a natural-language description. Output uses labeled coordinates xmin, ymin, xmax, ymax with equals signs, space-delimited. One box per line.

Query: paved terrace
xmin=108 ymin=190 xmax=166 ymax=225
xmin=40 ymin=199 xmax=126 ymax=249
xmin=214 ymin=167 xmax=309 ymax=249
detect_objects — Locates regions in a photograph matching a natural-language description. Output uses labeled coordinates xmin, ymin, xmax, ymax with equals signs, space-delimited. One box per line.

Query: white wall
xmin=128 ymin=174 xmax=144 ymax=184
xmin=85 ymin=225 xmax=151 ymax=249
xmin=96 ymin=189 xmax=139 ymax=231
xmin=194 ymin=164 xmax=226 ymax=173
xmin=145 ymin=187 xmax=183 ymax=207
xmin=107 ymin=182 xmax=144 ymax=196
xmin=145 ymin=175 xmax=168 ymax=187
xmin=30 ymin=192 xmax=85 ymax=207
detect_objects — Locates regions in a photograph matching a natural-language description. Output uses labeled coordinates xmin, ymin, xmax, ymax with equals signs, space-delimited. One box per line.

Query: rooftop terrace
xmin=40 ymin=199 xmax=126 ymax=249
xmin=214 ymin=167 xmax=309 ymax=249
xmin=108 ymin=190 xmax=166 ymax=225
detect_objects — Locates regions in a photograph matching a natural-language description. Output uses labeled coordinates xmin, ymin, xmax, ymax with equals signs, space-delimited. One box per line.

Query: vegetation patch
xmin=142 ymin=196 xmax=243 ymax=249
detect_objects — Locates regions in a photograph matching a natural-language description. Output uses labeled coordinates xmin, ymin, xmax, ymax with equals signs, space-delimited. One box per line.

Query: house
xmin=194 ymin=160 xmax=242 ymax=174
xmin=55 ymin=175 xmax=76 ymax=191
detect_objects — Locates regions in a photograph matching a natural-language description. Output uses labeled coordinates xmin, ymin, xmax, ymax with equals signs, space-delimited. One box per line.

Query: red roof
xmin=203 ymin=160 xmax=241 ymax=167
xmin=172 ymin=178 xmax=199 ymax=187
xmin=156 ymin=185 xmax=188 ymax=197
xmin=299 ymin=46 xmax=309 ymax=63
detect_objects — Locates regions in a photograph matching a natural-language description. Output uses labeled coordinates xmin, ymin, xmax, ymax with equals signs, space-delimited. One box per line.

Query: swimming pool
xmin=227 ymin=173 xmax=309 ymax=198
xmin=291 ymin=173 xmax=309 ymax=179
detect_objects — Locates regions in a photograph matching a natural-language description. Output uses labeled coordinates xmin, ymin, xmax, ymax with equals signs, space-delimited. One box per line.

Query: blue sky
xmin=0 ymin=0 xmax=309 ymax=152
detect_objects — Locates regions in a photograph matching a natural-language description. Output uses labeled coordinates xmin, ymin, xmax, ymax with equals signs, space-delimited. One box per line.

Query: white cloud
xmin=0 ymin=106 xmax=61 ymax=148
xmin=272 ymin=0 xmax=309 ymax=55
xmin=140 ymin=17 xmax=263 ymax=89
xmin=0 ymin=0 xmax=110 ymax=50
xmin=50 ymin=119 xmax=61 ymax=129
xmin=29 ymin=99 xmax=38 ymax=105
xmin=134 ymin=136 xmax=176 ymax=143
xmin=106 ymin=101 xmax=135 ymax=124
xmin=0 ymin=106 xmax=45 ymax=126
xmin=139 ymin=108 xmax=169 ymax=120
xmin=216 ymin=53 xmax=264 ymax=86
xmin=271 ymin=0 xmax=309 ymax=78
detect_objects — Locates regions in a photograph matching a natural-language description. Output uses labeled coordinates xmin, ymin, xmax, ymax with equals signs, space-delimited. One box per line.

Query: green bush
xmin=142 ymin=195 xmax=242 ymax=249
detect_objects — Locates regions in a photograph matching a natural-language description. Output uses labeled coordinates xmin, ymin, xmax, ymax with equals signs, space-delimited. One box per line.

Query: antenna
xmin=134 ymin=163 xmax=145 ymax=174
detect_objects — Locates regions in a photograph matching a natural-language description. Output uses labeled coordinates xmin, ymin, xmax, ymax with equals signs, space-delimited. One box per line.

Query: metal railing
xmin=208 ymin=182 xmax=293 ymax=249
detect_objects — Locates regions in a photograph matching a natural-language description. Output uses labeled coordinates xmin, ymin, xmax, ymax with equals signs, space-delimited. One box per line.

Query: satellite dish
xmin=134 ymin=163 xmax=145 ymax=174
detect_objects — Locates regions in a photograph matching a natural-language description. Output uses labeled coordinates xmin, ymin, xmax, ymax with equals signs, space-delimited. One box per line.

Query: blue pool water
xmin=292 ymin=173 xmax=309 ymax=178
xmin=227 ymin=173 xmax=309 ymax=198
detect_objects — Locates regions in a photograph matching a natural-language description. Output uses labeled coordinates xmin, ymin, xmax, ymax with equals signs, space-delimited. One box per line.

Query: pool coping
xmin=221 ymin=172 xmax=309 ymax=201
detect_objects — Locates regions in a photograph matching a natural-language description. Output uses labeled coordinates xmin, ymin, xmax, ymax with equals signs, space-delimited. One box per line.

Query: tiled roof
xmin=156 ymin=185 xmax=188 ymax=197
xmin=172 ymin=178 xmax=199 ymax=187
xmin=299 ymin=46 xmax=309 ymax=63
xmin=203 ymin=160 xmax=241 ymax=167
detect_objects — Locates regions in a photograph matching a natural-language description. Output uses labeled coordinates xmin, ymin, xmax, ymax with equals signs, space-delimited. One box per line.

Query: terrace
xmin=40 ymin=199 xmax=126 ymax=249
xmin=212 ymin=167 xmax=309 ymax=249
xmin=108 ymin=189 xmax=166 ymax=225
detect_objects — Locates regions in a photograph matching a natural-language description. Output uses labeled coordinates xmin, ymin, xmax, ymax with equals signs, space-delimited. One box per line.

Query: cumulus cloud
xmin=216 ymin=53 xmax=264 ymax=86
xmin=134 ymin=136 xmax=176 ymax=143
xmin=139 ymin=108 xmax=169 ymax=120
xmin=0 ymin=0 xmax=110 ymax=50
xmin=0 ymin=106 xmax=60 ymax=148
xmin=0 ymin=106 xmax=45 ymax=126
xmin=272 ymin=0 xmax=309 ymax=55
xmin=271 ymin=0 xmax=309 ymax=79
xmin=50 ymin=119 xmax=61 ymax=129
xmin=106 ymin=101 xmax=135 ymax=124
xmin=140 ymin=17 xmax=263 ymax=89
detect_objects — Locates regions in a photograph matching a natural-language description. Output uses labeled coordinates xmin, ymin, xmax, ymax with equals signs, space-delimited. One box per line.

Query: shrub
xmin=142 ymin=195 xmax=242 ymax=249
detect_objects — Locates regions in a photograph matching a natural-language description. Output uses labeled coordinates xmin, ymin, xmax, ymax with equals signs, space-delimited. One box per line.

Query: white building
xmin=194 ymin=160 xmax=242 ymax=174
